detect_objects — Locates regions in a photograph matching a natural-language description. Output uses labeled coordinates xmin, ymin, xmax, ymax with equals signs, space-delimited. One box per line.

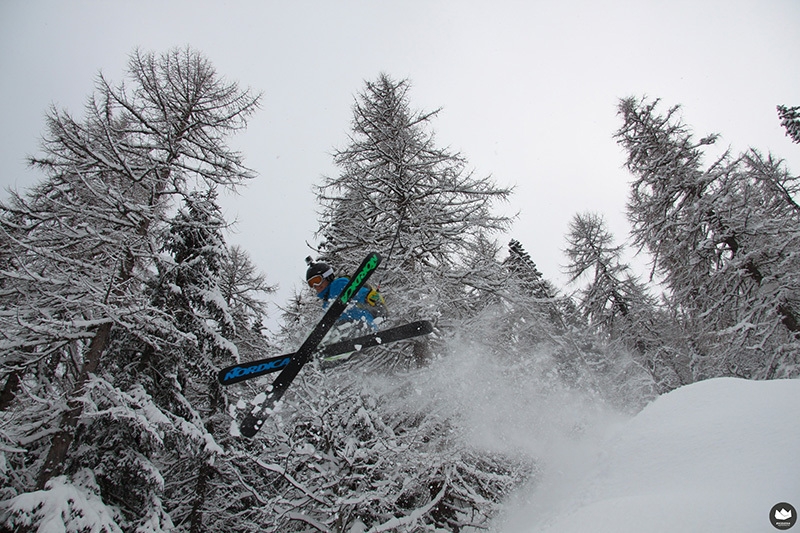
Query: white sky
xmin=2 ymin=0 xmax=799 ymax=327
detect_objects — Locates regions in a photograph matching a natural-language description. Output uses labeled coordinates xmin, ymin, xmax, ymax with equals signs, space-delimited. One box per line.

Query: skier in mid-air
xmin=305 ymin=257 xmax=386 ymax=332
xmin=223 ymin=252 xmax=432 ymax=437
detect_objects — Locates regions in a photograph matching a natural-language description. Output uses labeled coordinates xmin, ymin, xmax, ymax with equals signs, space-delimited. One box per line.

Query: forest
xmin=1 ymin=47 xmax=798 ymax=532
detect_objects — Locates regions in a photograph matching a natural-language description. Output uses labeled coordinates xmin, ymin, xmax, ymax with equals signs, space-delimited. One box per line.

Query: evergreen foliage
xmin=249 ymin=75 xmax=535 ymax=531
xmin=616 ymin=97 xmax=800 ymax=380
xmin=1 ymin=47 xmax=264 ymax=531
xmin=315 ymin=73 xmax=514 ymax=338
xmin=220 ymin=245 xmax=275 ymax=341
xmin=3 ymin=47 xmax=798 ymax=532
xmin=564 ymin=213 xmax=688 ymax=394
xmin=777 ymin=105 xmax=800 ymax=144
xmin=242 ymin=367 xmax=531 ymax=532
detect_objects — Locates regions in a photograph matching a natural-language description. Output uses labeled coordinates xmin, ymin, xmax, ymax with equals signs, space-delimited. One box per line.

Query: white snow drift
xmin=496 ymin=377 xmax=800 ymax=533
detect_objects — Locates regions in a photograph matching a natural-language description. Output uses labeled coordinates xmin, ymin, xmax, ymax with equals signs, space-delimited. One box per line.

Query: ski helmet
xmin=305 ymin=256 xmax=334 ymax=285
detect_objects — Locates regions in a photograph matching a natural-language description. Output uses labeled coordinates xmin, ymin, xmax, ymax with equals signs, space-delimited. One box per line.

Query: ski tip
xmin=363 ymin=251 xmax=383 ymax=268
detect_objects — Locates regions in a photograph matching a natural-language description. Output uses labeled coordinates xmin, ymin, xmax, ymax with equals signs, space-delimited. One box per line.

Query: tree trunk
xmin=778 ymin=303 xmax=799 ymax=333
xmin=189 ymin=461 xmax=211 ymax=533
xmin=36 ymin=321 xmax=112 ymax=489
xmin=0 ymin=370 xmax=21 ymax=411
xmin=189 ymin=386 xmax=219 ymax=533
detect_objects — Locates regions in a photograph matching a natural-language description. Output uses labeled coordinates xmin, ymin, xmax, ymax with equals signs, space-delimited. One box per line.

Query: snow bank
xmin=496 ymin=377 xmax=800 ymax=532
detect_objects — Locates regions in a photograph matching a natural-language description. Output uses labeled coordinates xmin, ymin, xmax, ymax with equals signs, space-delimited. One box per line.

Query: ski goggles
xmin=308 ymin=267 xmax=334 ymax=289
xmin=307 ymin=275 xmax=325 ymax=288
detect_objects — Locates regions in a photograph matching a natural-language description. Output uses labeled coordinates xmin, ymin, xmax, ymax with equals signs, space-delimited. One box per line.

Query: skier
xmin=305 ymin=257 xmax=386 ymax=332
xmin=236 ymin=252 xmax=428 ymax=437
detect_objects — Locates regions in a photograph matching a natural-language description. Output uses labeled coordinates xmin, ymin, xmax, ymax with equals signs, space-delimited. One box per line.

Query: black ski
xmin=238 ymin=252 xmax=381 ymax=438
xmin=320 ymin=319 xmax=433 ymax=365
xmin=218 ymin=320 xmax=433 ymax=386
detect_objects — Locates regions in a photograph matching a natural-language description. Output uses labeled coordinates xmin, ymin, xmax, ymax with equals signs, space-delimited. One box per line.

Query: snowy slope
xmin=497 ymin=377 xmax=800 ymax=533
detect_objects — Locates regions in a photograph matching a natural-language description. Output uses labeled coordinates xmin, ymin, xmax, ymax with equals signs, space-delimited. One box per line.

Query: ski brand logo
xmin=340 ymin=254 xmax=380 ymax=304
xmin=223 ymin=357 xmax=292 ymax=382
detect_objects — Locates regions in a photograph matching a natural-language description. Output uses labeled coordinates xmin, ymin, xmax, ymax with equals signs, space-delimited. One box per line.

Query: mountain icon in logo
xmin=770 ymin=502 xmax=797 ymax=530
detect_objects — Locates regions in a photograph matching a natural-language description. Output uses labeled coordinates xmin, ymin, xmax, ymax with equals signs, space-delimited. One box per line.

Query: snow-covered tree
xmin=146 ymin=191 xmax=232 ymax=531
xmin=461 ymin=239 xmax=569 ymax=361
xmin=220 ymin=246 xmax=274 ymax=332
xmin=233 ymin=75 xmax=532 ymax=532
xmin=565 ymin=213 xmax=644 ymax=335
xmin=616 ymin=97 xmax=800 ymax=379
xmin=241 ymin=365 xmax=531 ymax=532
xmin=315 ymin=74 xmax=513 ymax=336
xmin=505 ymin=238 xmax=572 ymax=331
xmin=505 ymin=239 xmax=557 ymax=302
xmin=564 ymin=212 xmax=685 ymax=395
xmin=778 ymin=105 xmax=800 ymax=144
xmin=1 ymin=47 xmax=260 ymax=530
xmin=153 ymin=203 xmax=275 ymax=532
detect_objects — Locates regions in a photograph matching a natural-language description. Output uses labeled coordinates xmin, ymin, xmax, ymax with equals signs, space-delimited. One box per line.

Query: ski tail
xmin=319 ymin=320 xmax=433 ymax=358
xmin=217 ymin=353 xmax=293 ymax=386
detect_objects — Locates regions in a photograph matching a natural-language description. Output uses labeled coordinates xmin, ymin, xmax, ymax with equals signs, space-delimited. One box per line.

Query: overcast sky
xmin=2 ymin=1 xmax=798 ymax=328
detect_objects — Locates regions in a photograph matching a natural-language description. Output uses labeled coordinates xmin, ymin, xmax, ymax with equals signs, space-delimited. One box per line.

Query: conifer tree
xmin=151 ymin=191 xmax=232 ymax=532
xmin=493 ymin=239 xmax=566 ymax=347
xmin=220 ymin=246 xmax=274 ymax=331
xmin=241 ymin=361 xmax=531 ymax=532
xmin=506 ymin=239 xmax=555 ymax=301
xmin=564 ymin=212 xmax=685 ymax=394
xmin=777 ymin=105 xmax=800 ymax=144
xmin=616 ymin=97 xmax=800 ymax=379
xmin=1 ymin=47 xmax=260 ymax=531
xmin=315 ymin=74 xmax=513 ymax=332
xmin=505 ymin=238 xmax=573 ymax=329
xmin=246 ymin=74 xmax=530 ymax=532
xmin=565 ymin=213 xmax=640 ymax=333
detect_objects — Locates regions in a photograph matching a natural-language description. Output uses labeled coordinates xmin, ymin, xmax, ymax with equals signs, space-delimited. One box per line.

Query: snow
xmin=494 ymin=377 xmax=800 ymax=533
xmin=1 ymin=470 xmax=122 ymax=533
xmin=251 ymin=392 xmax=267 ymax=405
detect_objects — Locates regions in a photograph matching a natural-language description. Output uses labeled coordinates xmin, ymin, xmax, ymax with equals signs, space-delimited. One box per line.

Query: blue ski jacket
xmin=317 ymin=277 xmax=377 ymax=329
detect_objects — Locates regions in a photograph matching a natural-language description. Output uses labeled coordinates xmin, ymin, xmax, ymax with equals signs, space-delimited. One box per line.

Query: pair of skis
xmin=218 ymin=319 xmax=433 ymax=386
xmin=229 ymin=253 xmax=431 ymax=438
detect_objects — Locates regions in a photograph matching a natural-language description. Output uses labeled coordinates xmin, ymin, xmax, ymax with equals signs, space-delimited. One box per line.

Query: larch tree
xmin=219 ymin=245 xmax=275 ymax=336
xmin=565 ymin=213 xmax=642 ymax=335
xmin=315 ymin=73 xmax=513 ymax=338
xmin=564 ymin=212 xmax=684 ymax=394
xmin=616 ymin=97 xmax=800 ymax=380
xmin=1 ymin=47 xmax=261 ymax=531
